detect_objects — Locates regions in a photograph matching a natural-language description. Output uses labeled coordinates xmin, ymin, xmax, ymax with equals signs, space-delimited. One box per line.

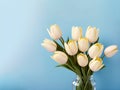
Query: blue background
xmin=0 ymin=0 xmax=120 ymax=90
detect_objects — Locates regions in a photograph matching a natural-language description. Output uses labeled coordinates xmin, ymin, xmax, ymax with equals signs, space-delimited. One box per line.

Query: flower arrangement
xmin=41 ymin=24 xmax=118 ymax=90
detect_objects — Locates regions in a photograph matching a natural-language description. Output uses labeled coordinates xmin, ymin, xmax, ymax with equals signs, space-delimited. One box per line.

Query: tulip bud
xmin=77 ymin=53 xmax=88 ymax=67
xmin=51 ymin=51 xmax=68 ymax=64
xmin=104 ymin=45 xmax=118 ymax=57
xmin=89 ymin=57 xmax=104 ymax=72
xmin=88 ymin=43 xmax=104 ymax=58
xmin=85 ymin=26 xmax=99 ymax=43
xmin=64 ymin=40 xmax=78 ymax=56
xmin=47 ymin=24 xmax=62 ymax=40
xmin=41 ymin=39 xmax=57 ymax=52
xmin=72 ymin=26 xmax=82 ymax=41
xmin=78 ymin=38 xmax=89 ymax=52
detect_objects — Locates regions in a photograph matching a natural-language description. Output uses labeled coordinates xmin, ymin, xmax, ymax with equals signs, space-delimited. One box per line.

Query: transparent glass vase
xmin=72 ymin=75 xmax=96 ymax=90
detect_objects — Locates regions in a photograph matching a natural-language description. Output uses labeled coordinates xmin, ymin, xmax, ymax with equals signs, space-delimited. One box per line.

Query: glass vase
xmin=72 ymin=75 xmax=96 ymax=90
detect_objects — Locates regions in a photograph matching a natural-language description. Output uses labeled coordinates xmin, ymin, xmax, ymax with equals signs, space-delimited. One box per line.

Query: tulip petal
xmin=51 ymin=51 xmax=68 ymax=64
xmin=104 ymin=45 xmax=118 ymax=57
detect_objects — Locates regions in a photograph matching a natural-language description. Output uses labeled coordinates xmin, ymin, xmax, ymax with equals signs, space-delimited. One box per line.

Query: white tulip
xmin=47 ymin=24 xmax=62 ymax=40
xmin=85 ymin=26 xmax=99 ymax=43
xmin=88 ymin=43 xmax=104 ymax=58
xmin=72 ymin=26 xmax=82 ymax=41
xmin=78 ymin=38 xmax=89 ymax=52
xmin=89 ymin=57 xmax=104 ymax=72
xmin=41 ymin=39 xmax=57 ymax=52
xmin=104 ymin=45 xmax=118 ymax=57
xmin=51 ymin=51 xmax=68 ymax=64
xmin=77 ymin=53 xmax=88 ymax=67
xmin=64 ymin=40 xmax=78 ymax=56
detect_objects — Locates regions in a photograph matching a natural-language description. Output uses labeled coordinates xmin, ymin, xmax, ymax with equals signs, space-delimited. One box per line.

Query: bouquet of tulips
xmin=41 ymin=24 xmax=118 ymax=90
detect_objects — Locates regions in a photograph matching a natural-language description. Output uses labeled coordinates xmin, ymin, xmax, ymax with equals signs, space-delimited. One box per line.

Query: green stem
xmin=84 ymin=68 xmax=91 ymax=90
xmin=68 ymin=57 xmax=76 ymax=70
xmin=59 ymin=37 xmax=66 ymax=52
xmin=101 ymin=54 xmax=105 ymax=59
xmin=59 ymin=37 xmax=64 ymax=46
xmin=61 ymin=37 xmax=64 ymax=42
xmin=81 ymin=67 xmax=87 ymax=80
xmin=79 ymin=68 xmax=85 ymax=85
xmin=65 ymin=64 xmax=75 ymax=72
xmin=73 ymin=55 xmax=77 ymax=64
xmin=69 ymin=56 xmax=85 ymax=85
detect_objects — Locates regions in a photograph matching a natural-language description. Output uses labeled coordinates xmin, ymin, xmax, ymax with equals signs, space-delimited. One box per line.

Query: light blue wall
xmin=0 ymin=0 xmax=120 ymax=90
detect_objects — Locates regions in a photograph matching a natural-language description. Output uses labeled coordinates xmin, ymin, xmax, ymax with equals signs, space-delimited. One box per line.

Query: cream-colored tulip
xmin=72 ymin=26 xmax=82 ymax=41
xmin=47 ymin=24 xmax=62 ymax=40
xmin=41 ymin=39 xmax=57 ymax=52
xmin=78 ymin=38 xmax=89 ymax=52
xmin=77 ymin=53 xmax=88 ymax=67
xmin=64 ymin=40 xmax=78 ymax=56
xmin=85 ymin=26 xmax=99 ymax=43
xmin=88 ymin=43 xmax=104 ymax=58
xmin=89 ymin=57 xmax=104 ymax=72
xmin=104 ymin=45 xmax=118 ymax=57
xmin=51 ymin=51 xmax=68 ymax=64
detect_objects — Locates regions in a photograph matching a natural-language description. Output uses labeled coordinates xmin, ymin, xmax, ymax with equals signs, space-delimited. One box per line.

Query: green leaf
xmin=66 ymin=37 xmax=69 ymax=43
xmin=68 ymin=57 xmax=84 ymax=79
xmin=56 ymin=64 xmax=75 ymax=72
xmin=100 ymin=65 xmax=106 ymax=70
xmin=53 ymin=40 xmax=64 ymax=51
